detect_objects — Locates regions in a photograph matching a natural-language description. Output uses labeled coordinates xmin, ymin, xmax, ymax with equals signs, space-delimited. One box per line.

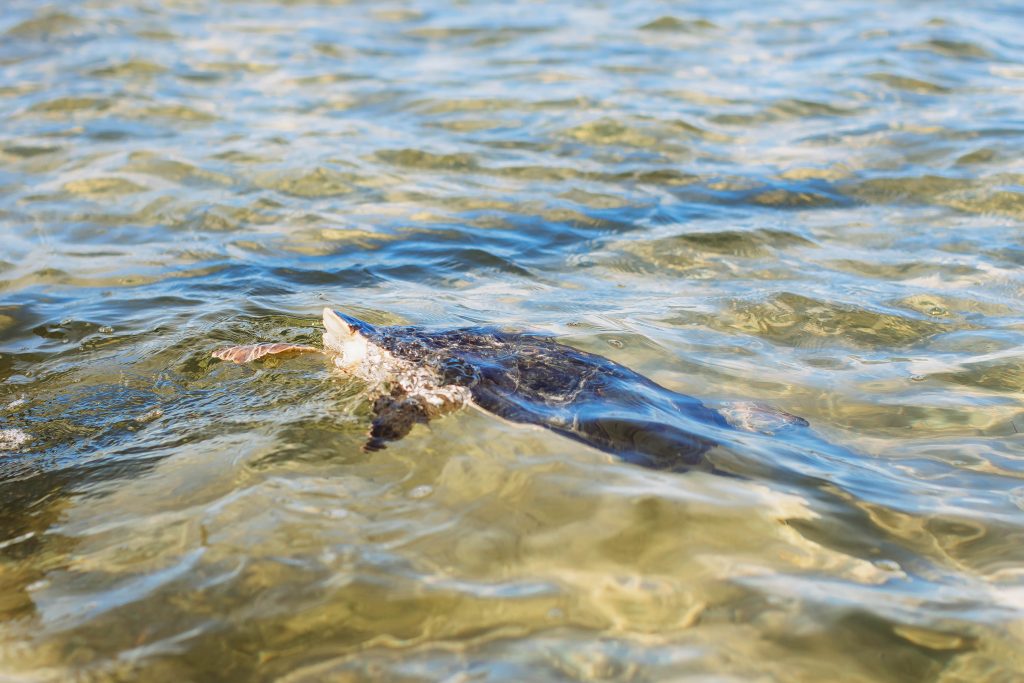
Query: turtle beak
xmin=322 ymin=308 xmax=368 ymax=367
xmin=323 ymin=308 xmax=353 ymax=352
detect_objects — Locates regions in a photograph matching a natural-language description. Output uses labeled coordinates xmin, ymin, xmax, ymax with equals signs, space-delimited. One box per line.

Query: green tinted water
xmin=1 ymin=0 xmax=1023 ymax=680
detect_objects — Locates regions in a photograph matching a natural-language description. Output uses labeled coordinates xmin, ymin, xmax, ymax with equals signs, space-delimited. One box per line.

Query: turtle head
xmin=322 ymin=308 xmax=369 ymax=368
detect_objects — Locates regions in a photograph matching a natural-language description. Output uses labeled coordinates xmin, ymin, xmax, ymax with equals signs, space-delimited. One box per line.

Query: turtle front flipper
xmin=211 ymin=343 xmax=321 ymax=364
xmin=364 ymin=383 xmax=471 ymax=451
xmin=365 ymin=388 xmax=428 ymax=451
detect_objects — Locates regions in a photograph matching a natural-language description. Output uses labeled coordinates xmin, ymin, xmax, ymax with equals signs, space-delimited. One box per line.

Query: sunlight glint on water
xmin=1 ymin=0 xmax=1023 ymax=680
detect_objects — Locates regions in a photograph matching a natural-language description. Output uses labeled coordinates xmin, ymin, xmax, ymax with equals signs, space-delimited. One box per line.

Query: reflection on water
xmin=2 ymin=0 xmax=1024 ymax=679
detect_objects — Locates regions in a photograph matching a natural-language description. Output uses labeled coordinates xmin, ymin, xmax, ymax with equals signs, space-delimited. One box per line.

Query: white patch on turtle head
xmin=323 ymin=308 xmax=368 ymax=369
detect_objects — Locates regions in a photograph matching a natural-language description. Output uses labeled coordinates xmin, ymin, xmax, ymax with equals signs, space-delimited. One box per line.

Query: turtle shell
xmin=368 ymin=324 xmax=730 ymax=470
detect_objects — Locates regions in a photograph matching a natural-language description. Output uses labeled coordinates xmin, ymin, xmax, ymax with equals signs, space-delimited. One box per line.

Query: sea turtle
xmin=212 ymin=308 xmax=807 ymax=470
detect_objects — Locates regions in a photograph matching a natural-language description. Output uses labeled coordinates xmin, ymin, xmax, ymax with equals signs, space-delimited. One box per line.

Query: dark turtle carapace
xmin=212 ymin=309 xmax=807 ymax=470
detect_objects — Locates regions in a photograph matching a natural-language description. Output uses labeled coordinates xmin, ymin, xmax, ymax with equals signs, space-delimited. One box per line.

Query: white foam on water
xmin=0 ymin=428 xmax=30 ymax=452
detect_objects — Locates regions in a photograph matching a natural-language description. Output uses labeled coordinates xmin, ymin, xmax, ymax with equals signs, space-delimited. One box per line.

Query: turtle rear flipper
xmin=718 ymin=401 xmax=809 ymax=435
xmin=211 ymin=343 xmax=321 ymax=364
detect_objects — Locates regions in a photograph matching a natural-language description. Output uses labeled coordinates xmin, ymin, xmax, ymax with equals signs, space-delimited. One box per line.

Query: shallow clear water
xmin=1 ymin=0 xmax=1023 ymax=680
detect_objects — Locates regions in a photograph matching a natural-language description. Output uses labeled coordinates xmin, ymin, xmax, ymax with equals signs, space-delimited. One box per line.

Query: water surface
xmin=1 ymin=0 xmax=1024 ymax=680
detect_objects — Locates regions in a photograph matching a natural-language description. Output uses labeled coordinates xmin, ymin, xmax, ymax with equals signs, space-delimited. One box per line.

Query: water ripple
xmin=1 ymin=0 xmax=1024 ymax=680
